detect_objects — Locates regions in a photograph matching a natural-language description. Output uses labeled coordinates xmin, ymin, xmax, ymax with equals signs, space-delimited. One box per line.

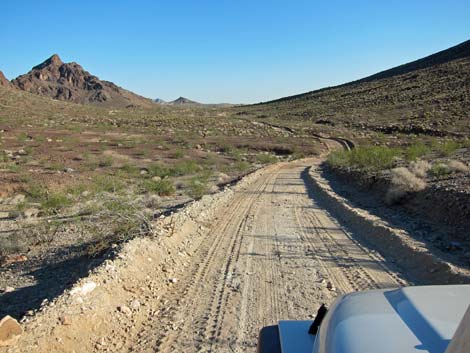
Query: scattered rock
xmin=1 ymin=287 xmax=15 ymax=294
xmin=217 ymin=173 xmax=230 ymax=184
xmin=23 ymin=208 xmax=40 ymax=218
xmin=0 ymin=255 xmax=28 ymax=266
xmin=169 ymin=278 xmax=178 ymax=284
xmin=152 ymin=176 xmax=162 ymax=182
xmin=118 ymin=305 xmax=132 ymax=316
xmin=70 ymin=281 xmax=97 ymax=296
xmin=0 ymin=315 xmax=23 ymax=347
xmin=326 ymin=281 xmax=335 ymax=291
xmin=130 ymin=299 xmax=141 ymax=311
xmin=10 ymin=194 xmax=25 ymax=205
xmin=59 ymin=315 xmax=71 ymax=325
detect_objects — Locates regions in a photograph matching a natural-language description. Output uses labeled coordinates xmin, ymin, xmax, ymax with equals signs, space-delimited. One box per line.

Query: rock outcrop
xmin=12 ymin=55 xmax=154 ymax=108
xmin=0 ymin=70 xmax=12 ymax=88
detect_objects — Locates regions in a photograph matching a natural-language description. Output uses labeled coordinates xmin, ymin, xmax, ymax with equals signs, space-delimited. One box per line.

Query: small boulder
xmin=130 ymin=299 xmax=141 ymax=311
xmin=23 ymin=208 xmax=40 ymax=218
xmin=0 ymin=315 xmax=23 ymax=347
xmin=10 ymin=194 xmax=25 ymax=205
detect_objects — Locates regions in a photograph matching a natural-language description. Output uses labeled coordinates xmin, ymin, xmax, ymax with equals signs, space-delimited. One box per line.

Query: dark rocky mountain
xmin=0 ymin=70 xmax=12 ymax=88
xmin=12 ymin=55 xmax=155 ymax=108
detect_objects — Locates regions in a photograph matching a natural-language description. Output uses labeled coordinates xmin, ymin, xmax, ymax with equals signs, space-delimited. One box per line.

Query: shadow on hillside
xmin=300 ymin=165 xmax=470 ymax=274
xmin=0 ymin=241 xmax=109 ymax=319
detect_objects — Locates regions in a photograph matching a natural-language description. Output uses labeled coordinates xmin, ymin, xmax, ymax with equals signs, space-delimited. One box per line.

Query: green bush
xmin=92 ymin=175 xmax=124 ymax=193
xmin=327 ymin=146 xmax=399 ymax=171
xmin=148 ymin=163 xmax=171 ymax=178
xmin=187 ymin=176 xmax=209 ymax=199
xmin=235 ymin=161 xmax=250 ymax=172
xmin=119 ymin=163 xmax=140 ymax=176
xmin=41 ymin=192 xmax=72 ymax=214
xmin=174 ymin=149 xmax=185 ymax=159
xmin=141 ymin=178 xmax=175 ymax=196
xmin=433 ymin=140 xmax=460 ymax=157
xmin=98 ymin=155 xmax=114 ymax=167
xmin=429 ymin=163 xmax=450 ymax=178
xmin=170 ymin=160 xmax=201 ymax=176
xmin=405 ymin=142 xmax=430 ymax=161
xmin=256 ymin=153 xmax=278 ymax=164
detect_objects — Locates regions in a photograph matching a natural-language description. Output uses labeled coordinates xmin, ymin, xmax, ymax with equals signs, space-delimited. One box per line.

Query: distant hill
xmin=0 ymin=70 xmax=12 ymax=88
xmin=12 ymin=54 xmax=155 ymax=108
xmin=168 ymin=97 xmax=201 ymax=105
xmin=250 ymin=39 xmax=470 ymax=135
xmin=154 ymin=98 xmax=167 ymax=104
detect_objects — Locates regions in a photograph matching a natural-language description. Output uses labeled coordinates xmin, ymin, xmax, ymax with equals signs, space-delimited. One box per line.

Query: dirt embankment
xmin=313 ymin=163 xmax=470 ymax=278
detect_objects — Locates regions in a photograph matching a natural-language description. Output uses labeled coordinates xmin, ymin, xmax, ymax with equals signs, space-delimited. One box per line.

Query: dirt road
xmin=136 ymin=159 xmax=407 ymax=353
xmin=6 ymin=158 xmax=410 ymax=353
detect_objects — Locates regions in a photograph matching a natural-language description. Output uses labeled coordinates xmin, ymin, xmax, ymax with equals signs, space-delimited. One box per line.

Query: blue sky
xmin=1 ymin=1 xmax=469 ymax=103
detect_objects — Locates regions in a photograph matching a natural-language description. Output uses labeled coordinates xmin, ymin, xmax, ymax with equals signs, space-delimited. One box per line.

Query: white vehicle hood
xmin=312 ymin=285 xmax=470 ymax=353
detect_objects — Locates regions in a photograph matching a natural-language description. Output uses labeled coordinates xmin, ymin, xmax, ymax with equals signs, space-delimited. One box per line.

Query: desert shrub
xmin=187 ymin=176 xmax=210 ymax=199
xmin=148 ymin=163 xmax=171 ymax=178
xmin=65 ymin=183 xmax=88 ymax=197
xmin=432 ymin=140 xmax=460 ymax=157
xmin=386 ymin=167 xmax=426 ymax=205
xmin=41 ymin=192 xmax=72 ymax=214
xmin=98 ymin=155 xmax=114 ymax=167
xmin=141 ymin=178 xmax=175 ymax=196
xmin=119 ymin=163 xmax=140 ymax=176
xmin=429 ymin=163 xmax=451 ymax=178
xmin=24 ymin=183 xmax=45 ymax=201
xmin=447 ymin=160 xmax=469 ymax=173
xmin=405 ymin=142 xmax=430 ymax=161
xmin=0 ymin=151 xmax=9 ymax=163
xmin=328 ymin=146 xmax=399 ymax=171
xmin=408 ymin=160 xmax=431 ymax=178
xmin=256 ymin=153 xmax=278 ymax=164
xmin=235 ymin=161 xmax=250 ymax=172
xmin=92 ymin=175 xmax=125 ymax=193
xmin=170 ymin=160 xmax=201 ymax=176
xmin=25 ymin=183 xmax=72 ymax=214
xmin=174 ymin=149 xmax=185 ymax=159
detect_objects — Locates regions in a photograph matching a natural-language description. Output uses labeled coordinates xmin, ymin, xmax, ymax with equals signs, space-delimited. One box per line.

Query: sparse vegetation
xmin=429 ymin=163 xmax=451 ymax=178
xmin=187 ymin=176 xmax=211 ymax=199
xmin=386 ymin=167 xmax=427 ymax=205
xmin=327 ymin=146 xmax=399 ymax=171
xmin=140 ymin=178 xmax=175 ymax=196
xmin=256 ymin=153 xmax=278 ymax=164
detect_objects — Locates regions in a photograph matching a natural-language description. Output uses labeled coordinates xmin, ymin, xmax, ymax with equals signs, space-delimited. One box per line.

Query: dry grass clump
xmin=386 ymin=167 xmax=427 ymax=205
xmin=447 ymin=160 xmax=469 ymax=173
xmin=408 ymin=160 xmax=431 ymax=178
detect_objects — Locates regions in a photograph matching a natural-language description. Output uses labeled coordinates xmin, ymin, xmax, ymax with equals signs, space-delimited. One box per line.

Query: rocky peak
xmin=0 ymin=70 xmax=11 ymax=87
xmin=11 ymin=55 xmax=154 ymax=108
xmin=32 ymin=54 xmax=64 ymax=71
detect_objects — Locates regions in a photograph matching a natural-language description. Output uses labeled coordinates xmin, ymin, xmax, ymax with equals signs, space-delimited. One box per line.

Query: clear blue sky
xmin=1 ymin=1 xmax=469 ymax=104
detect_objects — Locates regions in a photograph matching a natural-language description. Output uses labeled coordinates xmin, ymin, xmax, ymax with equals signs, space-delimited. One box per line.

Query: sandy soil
xmin=1 ymin=157 xmax=412 ymax=353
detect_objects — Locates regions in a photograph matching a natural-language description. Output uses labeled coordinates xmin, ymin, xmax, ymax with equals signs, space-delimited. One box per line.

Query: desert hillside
xmin=247 ymin=39 xmax=470 ymax=136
